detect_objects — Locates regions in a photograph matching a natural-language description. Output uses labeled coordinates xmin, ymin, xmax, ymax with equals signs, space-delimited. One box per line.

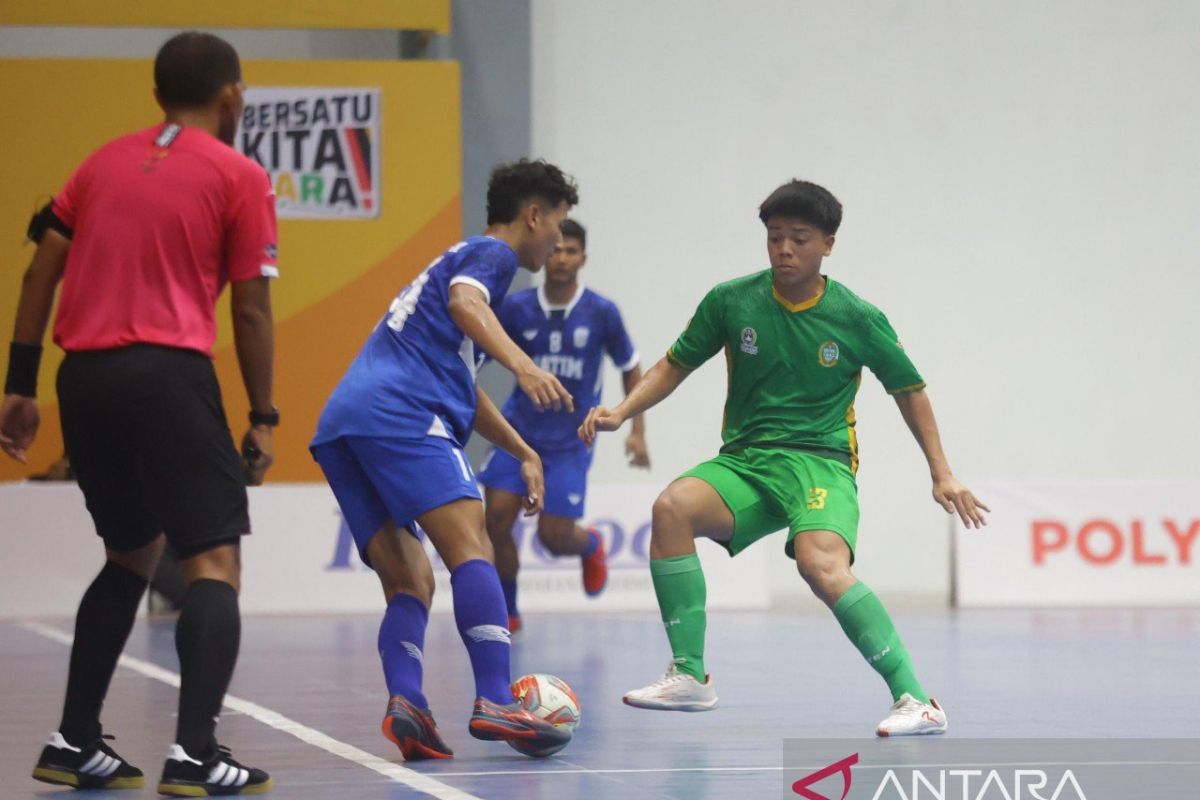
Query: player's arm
xmin=1 ymin=228 xmax=71 ymax=463
xmin=621 ymin=364 xmax=651 ymax=468
xmin=230 ymin=277 xmax=275 ymax=485
xmin=892 ymin=388 xmax=989 ymax=529
xmin=579 ymin=356 xmax=688 ymax=445
xmin=474 ymin=385 xmax=544 ymax=516
xmin=447 ymin=283 xmax=573 ymax=413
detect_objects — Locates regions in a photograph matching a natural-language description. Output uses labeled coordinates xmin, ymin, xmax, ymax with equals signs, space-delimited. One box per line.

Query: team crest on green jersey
xmin=740 ymin=327 xmax=758 ymax=355
xmin=818 ymin=340 xmax=840 ymax=367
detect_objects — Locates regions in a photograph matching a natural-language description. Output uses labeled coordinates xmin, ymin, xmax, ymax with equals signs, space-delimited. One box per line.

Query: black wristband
xmin=249 ymin=406 xmax=280 ymax=427
xmin=5 ymin=342 xmax=42 ymax=398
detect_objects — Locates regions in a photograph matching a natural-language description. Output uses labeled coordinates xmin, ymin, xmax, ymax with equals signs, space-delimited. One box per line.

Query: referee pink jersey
xmin=51 ymin=123 xmax=278 ymax=357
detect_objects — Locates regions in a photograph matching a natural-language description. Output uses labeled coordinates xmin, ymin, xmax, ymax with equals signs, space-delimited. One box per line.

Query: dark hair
xmin=559 ymin=218 xmax=586 ymax=250
xmin=486 ymin=159 xmax=579 ymax=225
xmin=758 ymin=180 xmax=842 ymax=235
xmin=154 ymin=31 xmax=242 ymax=109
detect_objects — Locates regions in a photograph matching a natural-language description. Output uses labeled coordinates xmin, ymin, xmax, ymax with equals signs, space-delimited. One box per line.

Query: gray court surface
xmin=3 ymin=607 xmax=1198 ymax=798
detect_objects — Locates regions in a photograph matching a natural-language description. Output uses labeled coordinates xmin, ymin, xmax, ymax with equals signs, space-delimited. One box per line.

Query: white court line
xmin=430 ymin=760 xmax=1200 ymax=777
xmin=19 ymin=621 xmax=483 ymax=800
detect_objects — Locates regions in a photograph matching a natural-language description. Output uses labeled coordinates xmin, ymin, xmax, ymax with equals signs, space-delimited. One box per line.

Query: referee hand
xmin=0 ymin=394 xmax=40 ymax=464
xmin=241 ymin=425 xmax=274 ymax=486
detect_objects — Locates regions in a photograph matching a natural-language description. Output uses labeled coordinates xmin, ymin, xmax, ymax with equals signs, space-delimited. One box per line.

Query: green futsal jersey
xmin=666 ymin=271 xmax=924 ymax=472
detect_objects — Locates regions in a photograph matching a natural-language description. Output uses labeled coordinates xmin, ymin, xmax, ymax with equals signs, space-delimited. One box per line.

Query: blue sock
xmin=450 ymin=559 xmax=513 ymax=705
xmin=500 ymin=578 xmax=519 ymax=619
xmin=378 ymin=593 xmax=429 ymax=708
xmin=582 ymin=529 xmax=600 ymax=558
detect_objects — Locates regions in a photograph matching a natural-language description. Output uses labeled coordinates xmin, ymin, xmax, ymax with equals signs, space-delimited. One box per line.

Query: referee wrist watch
xmin=249 ymin=406 xmax=280 ymax=427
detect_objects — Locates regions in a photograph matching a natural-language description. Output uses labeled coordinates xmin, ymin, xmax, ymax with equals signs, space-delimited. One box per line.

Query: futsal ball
xmin=508 ymin=673 xmax=581 ymax=757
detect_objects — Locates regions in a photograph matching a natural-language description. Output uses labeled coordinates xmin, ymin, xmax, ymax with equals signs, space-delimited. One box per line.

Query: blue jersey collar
xmin=537 ymin=283 xmax=585 ymax=319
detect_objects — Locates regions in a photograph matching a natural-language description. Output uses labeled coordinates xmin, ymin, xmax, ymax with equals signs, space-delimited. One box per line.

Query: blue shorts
xmin=477 ymin=441 xmax=594 ymax=519
xmin=310 ymin=435 xmax=481 ymax=565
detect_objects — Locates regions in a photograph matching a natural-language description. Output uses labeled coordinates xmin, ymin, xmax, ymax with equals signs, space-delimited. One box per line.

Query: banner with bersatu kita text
xmin=238 ymin=87 xmax=382 ymax=218
xmin=954 ymin=480 xmax=1200 ymax=607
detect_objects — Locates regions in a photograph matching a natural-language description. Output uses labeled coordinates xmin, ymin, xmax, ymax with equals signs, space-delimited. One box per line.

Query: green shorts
xmin=679 ymin=447 xmax=859 ymax=562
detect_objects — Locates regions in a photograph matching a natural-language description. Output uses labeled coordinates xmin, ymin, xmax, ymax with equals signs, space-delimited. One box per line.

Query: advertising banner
xmin=954 ymin=480 xmax=1200 ymax=607
xmin=238 ymin=87 xmax=382 ymax=219
xmin=0 ymin=483 xmax=769 ymax=617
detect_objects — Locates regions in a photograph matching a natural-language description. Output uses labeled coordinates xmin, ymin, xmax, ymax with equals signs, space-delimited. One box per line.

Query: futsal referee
xmin=1 ymin=32 xmax=277 ymax=796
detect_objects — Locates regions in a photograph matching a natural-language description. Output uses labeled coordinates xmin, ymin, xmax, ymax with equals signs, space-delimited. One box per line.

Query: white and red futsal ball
xmin=508 ymin=673 xmax=581 ymax=757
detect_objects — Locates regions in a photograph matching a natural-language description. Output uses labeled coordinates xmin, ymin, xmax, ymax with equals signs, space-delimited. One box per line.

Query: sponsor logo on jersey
xmin=818 ymin=340 xmax=840 ymax=367
xmin=536 ymin=354 xmax=584 ymax=380
xmin=573 ymin=326 xmax=590 ymax=348
xmin=522 ymin=329 xmax=538 ymax=341
xmin=740 ymin=326 xmax=759 ymax=355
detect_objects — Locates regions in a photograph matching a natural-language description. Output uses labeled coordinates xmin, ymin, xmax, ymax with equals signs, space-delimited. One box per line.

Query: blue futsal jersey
xmin=312 ymin=236 xmax=518 ymax=449
xmin=498 ymin=285 xmax=638 ymax=450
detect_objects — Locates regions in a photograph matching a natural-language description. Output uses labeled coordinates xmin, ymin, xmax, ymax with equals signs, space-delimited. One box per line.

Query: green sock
xmin=832 ymin=582 xmax=929 ymax=703
xmin=649 ymin=554 xmax=707 ymax=682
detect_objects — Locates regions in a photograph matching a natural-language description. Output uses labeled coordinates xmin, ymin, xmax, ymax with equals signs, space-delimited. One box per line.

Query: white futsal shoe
xmin=875 ymin=693 xmax=948 ymax=736
xmin=623 ymin=662 xmax=718 ymax=711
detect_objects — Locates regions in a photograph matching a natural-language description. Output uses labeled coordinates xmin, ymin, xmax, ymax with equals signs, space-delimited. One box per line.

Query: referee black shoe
xmin=32 ymin=731 xmax=145 ymax=790
xmin=158 ymin=744 xmax=272 ymax=796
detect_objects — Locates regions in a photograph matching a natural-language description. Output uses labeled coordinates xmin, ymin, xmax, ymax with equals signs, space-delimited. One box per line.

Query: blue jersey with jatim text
xmin=498 ymin=285 xmax=638 ymax=450
xmin=312 ymin=236 xmax=518 ymax=448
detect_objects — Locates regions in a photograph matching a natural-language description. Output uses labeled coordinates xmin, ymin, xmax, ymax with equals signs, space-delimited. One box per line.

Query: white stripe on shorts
xmin=451 ymin=447 xmax=473 ymax=484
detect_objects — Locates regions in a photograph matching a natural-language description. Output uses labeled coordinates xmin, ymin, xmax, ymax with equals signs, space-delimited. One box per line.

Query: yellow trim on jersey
xmin=846 ymin=374 xmax=861 ymax=474
xmin=665 ymin=347 xmax=696 ymax=371
xmin=772 ymin=285 xmax=824 ymax=312
xmin=886 ymin=381 xmax=927 ymax=395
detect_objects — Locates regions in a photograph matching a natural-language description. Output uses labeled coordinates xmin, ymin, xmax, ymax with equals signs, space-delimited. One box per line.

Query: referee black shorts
xmin=57 ymin=344 xmax=250 ymax=556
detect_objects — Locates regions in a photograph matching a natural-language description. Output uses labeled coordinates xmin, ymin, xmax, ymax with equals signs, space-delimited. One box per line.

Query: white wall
xmin=530 ymin=0 xmax=1200 ymax=606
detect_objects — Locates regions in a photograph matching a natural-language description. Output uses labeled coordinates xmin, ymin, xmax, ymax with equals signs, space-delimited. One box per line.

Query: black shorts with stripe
xmin=57 ymin=344 xmax=250 ymax=555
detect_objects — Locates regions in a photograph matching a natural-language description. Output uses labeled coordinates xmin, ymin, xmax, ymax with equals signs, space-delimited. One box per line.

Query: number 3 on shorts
xmin=807 ymin=487 xmax=828 ymax=510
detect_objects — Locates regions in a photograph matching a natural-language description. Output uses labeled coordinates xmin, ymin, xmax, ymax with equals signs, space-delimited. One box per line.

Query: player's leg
xmin=363 ymin=524 xmax=454 ymax=760
xmin=651 ymin=476 xmax=742 ymax=652
xmin=626 ymin=454 xmax=787 ymax=712
xmin=536 ymin=514 xmax=608 ymax=596
xmin=33 ymin=350 xmax=156 ymax=791
xmin=416 ymin=498 xmax=508 ymax=700
xmin=785 ymin=453 xmax=945 ymax=736
xmin=535 ymin=443 xmax=607 ymax=596
xmin=415 ymin=498 xmax=569 ymax=751
xmin=624 ymin=470 xmax=758 ymax=712
xmin=535 ymin=514 xmax=591 ymax=554
xmin=313 ymin=436 xmax=451 ymax=760
xmin=792 ymin=532 xmax=946 ymax=735
xmin=348 ymin=435 xmax=567 ymax=752
xmin=482 ymin=486 xmax=524 ymax=628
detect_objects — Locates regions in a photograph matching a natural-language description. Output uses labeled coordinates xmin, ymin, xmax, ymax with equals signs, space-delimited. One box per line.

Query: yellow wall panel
xmin=0 ymin=58 xmax=461 ymax=482
xmin=0 ymin=0 xmax=450 ymax=33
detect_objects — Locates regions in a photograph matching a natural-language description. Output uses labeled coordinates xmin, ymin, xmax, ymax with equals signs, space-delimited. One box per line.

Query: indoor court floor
xmin=3 ymin=606 xmax=1198 ymax=799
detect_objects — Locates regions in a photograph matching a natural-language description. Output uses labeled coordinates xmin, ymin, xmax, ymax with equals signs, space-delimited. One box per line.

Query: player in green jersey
xmin=579 ymin=179 xmax=988 ymax=736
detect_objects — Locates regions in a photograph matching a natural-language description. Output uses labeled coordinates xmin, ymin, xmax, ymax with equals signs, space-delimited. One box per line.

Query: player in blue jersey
xmin=310 ymin=160 xmax=579 ymax=761
xmin=479 ymin=219 xmax=650 ymax=632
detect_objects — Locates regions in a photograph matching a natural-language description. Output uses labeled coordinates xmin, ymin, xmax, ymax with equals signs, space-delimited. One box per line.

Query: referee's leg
xmin=171 ymin=541 xmax=242 ymax=759
xmin=56 ymin=536 xmax=164 ymax=745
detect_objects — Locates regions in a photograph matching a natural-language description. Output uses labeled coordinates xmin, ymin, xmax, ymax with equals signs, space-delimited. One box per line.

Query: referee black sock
xmin=174 ymin=579 xmax=240 ymax=758
xmin=58 ymin=561 xmax=149 ymax=745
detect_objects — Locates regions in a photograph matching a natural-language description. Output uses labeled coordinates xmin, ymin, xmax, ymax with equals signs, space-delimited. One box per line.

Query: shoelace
xmin=647 ymin=664 xmax=693 ymax=690
xmin=890 ymin=696 xmax=925 ymax=715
